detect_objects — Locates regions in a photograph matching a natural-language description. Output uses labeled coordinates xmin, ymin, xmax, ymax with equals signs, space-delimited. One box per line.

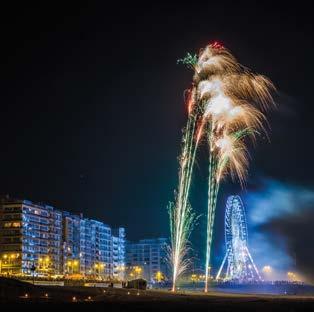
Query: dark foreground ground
xmin=1 ymin=277 xmax=314 ymax=311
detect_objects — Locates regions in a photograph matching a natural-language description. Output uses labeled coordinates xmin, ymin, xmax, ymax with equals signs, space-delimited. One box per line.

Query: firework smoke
xmin=171 ymin=42 xmax=275 ymax=292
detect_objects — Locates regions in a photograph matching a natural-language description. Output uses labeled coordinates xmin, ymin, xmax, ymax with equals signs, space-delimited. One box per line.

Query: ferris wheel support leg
xmin=216 ymin=249 xmax=228 ymax=280
xmin=225 ymin=256 xmax=231 ymax=280
xmin=245 ymin=246 xmax=261 ymax=280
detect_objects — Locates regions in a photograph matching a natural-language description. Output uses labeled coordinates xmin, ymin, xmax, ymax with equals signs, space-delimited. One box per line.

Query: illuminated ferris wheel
xmin=216 ymin=195 xmax=261 ymax=282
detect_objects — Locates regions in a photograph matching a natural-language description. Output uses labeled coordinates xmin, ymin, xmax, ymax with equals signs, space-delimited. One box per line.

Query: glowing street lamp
xmin=155 ymin=271 xmax=164 ymax=283
xmin=67 ymin=260 xmax=73 ymax=274
xmin=116 ymin=264 xmax=125 ymax=281
xmin=93 ymin=263 xmax=103 ymax=278
xmin=262 ymin=265 xmax=273 ymax=281
xmin=287 ymin=271 xmax=298 ymax=282
xmin=134 ymin=266 xmax=142 ymax=279
xmin=262 ymin=265 xmax=272 ymax=274
xmin=191 ymin=274 xmax=198 ymax=282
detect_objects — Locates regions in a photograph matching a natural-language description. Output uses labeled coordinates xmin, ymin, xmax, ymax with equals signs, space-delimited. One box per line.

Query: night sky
xmin=1 ymin=3 xmax=313 ymax=280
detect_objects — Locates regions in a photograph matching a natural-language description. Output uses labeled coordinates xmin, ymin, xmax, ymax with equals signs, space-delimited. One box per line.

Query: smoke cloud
xmin=244 ymin=177 xmax=314 ymax=283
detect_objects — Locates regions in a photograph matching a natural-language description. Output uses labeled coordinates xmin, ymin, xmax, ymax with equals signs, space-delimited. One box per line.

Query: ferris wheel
xmin=216 ymin=195 xmax=261 ymax=282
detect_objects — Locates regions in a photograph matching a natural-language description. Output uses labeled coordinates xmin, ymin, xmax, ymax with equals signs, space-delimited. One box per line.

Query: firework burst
xmin=171 ymin=42 xmax=275 ymax=292
xmin=194 ymin=43 xmax=275 ymax=292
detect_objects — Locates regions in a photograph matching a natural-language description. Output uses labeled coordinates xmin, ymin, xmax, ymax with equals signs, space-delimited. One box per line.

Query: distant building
xmin=80 ymin=219 xmax=112 ymax=278
xmin=49 ymin=209 xmax=63 ymax=275
xmin=112 ymin=227 xmax=126 ymax=280
xmin=0 ymin=197 xmax=62 ymax=276
xmin=0 ymin=196 xmax=125 ymax=278
xmin=126 ymin=238 xmax=169 ymax=282
xmin=62 ymin=214 xmax=119 ymax=278
xmin=62 ymin=212 xmax=81 ymax=274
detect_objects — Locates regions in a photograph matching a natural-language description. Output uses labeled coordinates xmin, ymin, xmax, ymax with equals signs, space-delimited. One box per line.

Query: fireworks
xmin=170 ymin=42 xmax=275 ymax=292
xmin=196 ymin=43 xmax=274 ymax=292
xmin=168 ymin=86 xmax=201 ymax=292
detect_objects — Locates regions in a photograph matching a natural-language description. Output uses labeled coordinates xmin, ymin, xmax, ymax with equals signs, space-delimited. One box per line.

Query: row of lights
xmin=23 ymin=293 xmax=48 ymax=298
xmin=262 ymin=266 xmax=300 ymax=281
xmin=66 ymin=260 xmax=105 ymax=268
xmin=22 ymin=293 xmax=94 ymax=301
xmin=127 ymin=291 xmax=140 ymax=296
xmin=22 ymin=288 xmax=142 ymax=302
xmin=191 ymin=274 xmax=207 ymax=281
xmin=1 ymin=253 xmax=124 ymax=279
xmin=2 ymin=255 xmax=103 ymax=264
xmin=71 ymin=295 xmax=94 ymax=302
xmin=2 ymin=253 xmax=20 ymax=259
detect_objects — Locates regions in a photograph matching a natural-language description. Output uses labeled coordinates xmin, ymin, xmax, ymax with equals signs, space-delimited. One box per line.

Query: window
xmin=2 ymin=229 xmax=20 ymax=236
xmin=41 ymin=211 xmax=49 ymax=217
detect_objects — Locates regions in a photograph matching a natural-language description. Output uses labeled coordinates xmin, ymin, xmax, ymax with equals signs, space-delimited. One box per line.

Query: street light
xmin=38 ymin=257 xmax=43 ymax=273
xmin=262 ymin=265 xmax=272 ymax=273
xmin=191 ymin=274 xmax=198 ymax=289
xmin=116 ymin=264 xmax=125 ymax=281
xmin=37 ymin=256 xmax=51 ymax=276
xmin=134 ymin=266 xmax=142 ymax=279
xmin=94 ymin=263 xmax=99 ymax=279
xmin=287 ymin=271 xmax=298 ymax=282
xmin=67 ymin=260 xmax=73 ymax=274
xmin=191 ymin=274 xmax=197 ymax=281
xmin=94 ymin=263 xmax=101 ymax=277
xmin=45 ymin=257 xmax=50 ymax=272
xmin=262 ymin=265 xmax=272 ymax=281
xmin=155 ymin=271 xmax=163 ymax=283
xmin=31 ymin=263 xmax=36 ymax=285
xmin=100 ymin=263 xmax=105 ymax=275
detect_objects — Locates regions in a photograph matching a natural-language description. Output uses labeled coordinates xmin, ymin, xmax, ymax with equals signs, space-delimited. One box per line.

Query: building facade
xmin=0 ymin=197 xmax=62 ymax=276
xmin=49 ymin=208 xmax=63 ymax=275
xmin=0 ymin=196 xmax=125 ymax=279
xmin=126 ymin=238 xmax=169 ymax=283
xmin=112 ymin=227 xmax=126 ymax=280
xmin=62 ymin=211 xmax=81 ymax=275
xmin=80 ymin=219 xmax=112 ymax=278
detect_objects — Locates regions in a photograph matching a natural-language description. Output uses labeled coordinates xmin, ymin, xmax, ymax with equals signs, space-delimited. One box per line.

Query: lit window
xmin=12 ymin=222 xmax=21 ymax=228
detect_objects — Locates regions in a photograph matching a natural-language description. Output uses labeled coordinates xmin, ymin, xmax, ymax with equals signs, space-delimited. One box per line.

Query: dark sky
xmin=0 ymin=2 xmax=313 ymax=274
